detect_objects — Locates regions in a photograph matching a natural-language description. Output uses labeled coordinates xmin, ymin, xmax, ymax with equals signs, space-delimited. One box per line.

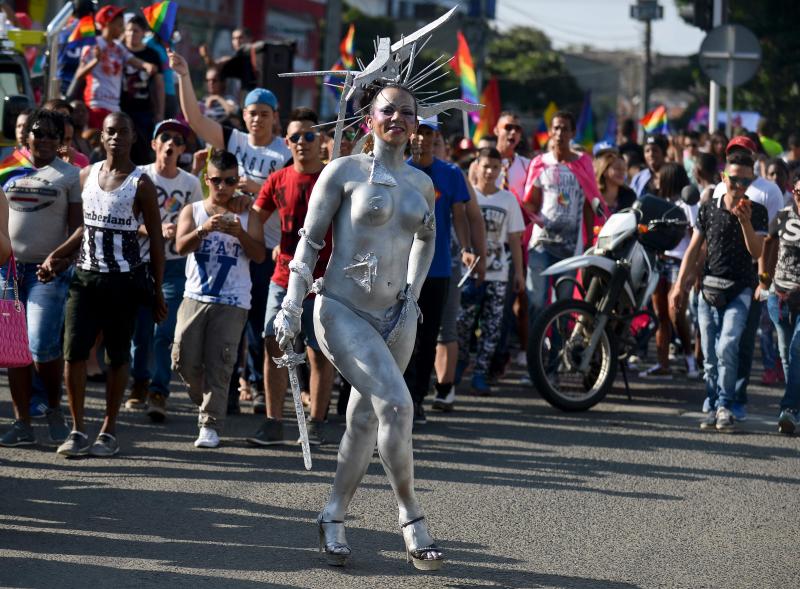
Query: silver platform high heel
xmin=317 ymin=514 xmax=351 ymax=567
xmin=400 ymin=516 xmax=443 ymax=571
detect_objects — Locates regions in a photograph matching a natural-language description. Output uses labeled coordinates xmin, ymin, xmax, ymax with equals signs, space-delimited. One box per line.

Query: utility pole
xmin=321 ymin=0 xmax=343 ymax=118
xmin=630 ymin=0 xmax=663 ymax=141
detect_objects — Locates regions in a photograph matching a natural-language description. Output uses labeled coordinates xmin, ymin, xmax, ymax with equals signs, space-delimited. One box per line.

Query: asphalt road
xmin=0 ymin=360 xmax=797 ymax=589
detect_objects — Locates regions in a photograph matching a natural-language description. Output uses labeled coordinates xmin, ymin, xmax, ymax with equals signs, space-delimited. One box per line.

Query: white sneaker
xmin=514 ymin=351 xmax=527 ymax=366
xmin=194 ymin=427 xmax=220 ymax=448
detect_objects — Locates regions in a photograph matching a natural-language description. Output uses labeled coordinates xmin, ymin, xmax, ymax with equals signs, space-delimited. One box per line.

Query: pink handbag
xmin=0 ymin=254 xmax=33 ymax=368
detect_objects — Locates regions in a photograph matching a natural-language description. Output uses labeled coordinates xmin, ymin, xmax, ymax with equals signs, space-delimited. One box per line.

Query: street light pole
xmin=707 ymin=0 xmax=724 ymax=134
xmin=630 ymin=1 xmax=663 ymax=141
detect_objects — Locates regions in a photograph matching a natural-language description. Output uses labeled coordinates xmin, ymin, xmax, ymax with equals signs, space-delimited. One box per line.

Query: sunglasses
xmin=208 ymin=176 xmax=239 ymax=187
xmin=503 ymin=124 xmax=522 ymax=133
xmin=724 ymin=173 xmax=753 ymax=188
xmin=158 ymin=132 xmax=185 ymax=146
xmin=31 ymin=127 xmax=60 ymax=140
xmin=288 ymin=131 xmax=318 ymax=144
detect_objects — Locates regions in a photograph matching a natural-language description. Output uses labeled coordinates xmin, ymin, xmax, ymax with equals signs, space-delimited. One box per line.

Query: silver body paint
xmin=275 ymin=131 xmax=439 ymax=557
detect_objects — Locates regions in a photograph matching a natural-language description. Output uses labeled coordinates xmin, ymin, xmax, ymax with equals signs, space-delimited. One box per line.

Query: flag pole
xmin=462 ymin=110 xmax=469 ymax=139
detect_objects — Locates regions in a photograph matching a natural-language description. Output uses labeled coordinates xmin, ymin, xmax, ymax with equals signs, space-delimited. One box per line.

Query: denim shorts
xmin=1 ymin=262 xmax=72 ymax=363
xmin=262 ymin=281 xmax=320 ymax=350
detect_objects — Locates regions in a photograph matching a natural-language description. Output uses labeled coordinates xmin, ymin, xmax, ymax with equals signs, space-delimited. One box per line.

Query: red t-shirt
xmin=254 ymin=166 xmax=332 ymax=289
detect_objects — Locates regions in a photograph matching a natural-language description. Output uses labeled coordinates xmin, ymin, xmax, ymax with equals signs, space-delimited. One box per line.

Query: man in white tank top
xmin=173 ymin=150 xmax=266 ymax=448
xmin=43 ymin=112 xmax=167 ymax=458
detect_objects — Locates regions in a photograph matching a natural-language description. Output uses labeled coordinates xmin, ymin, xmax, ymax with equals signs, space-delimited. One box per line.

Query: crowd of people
xmin=2 ymin=4 xmax=800 ymax=468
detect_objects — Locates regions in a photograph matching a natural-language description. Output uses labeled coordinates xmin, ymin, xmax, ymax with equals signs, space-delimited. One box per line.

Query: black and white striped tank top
xmin=78 ymin=162 xmax=144 ymax=273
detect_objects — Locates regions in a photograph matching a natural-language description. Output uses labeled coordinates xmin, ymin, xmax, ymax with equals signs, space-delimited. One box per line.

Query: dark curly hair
xmin=22 ymin=108 xmax=66 ymax=143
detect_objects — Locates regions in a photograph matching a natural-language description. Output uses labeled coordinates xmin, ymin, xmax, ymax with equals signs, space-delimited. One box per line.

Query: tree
xmin=676 ymin=0 xmax=800 ymax=138
xmin=485 ymin=26 xmax=582 ymax=114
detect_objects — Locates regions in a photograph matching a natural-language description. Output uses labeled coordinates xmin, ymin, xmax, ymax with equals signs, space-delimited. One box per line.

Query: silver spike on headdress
xmin=279 ymin=5 xmax=482 ymax=160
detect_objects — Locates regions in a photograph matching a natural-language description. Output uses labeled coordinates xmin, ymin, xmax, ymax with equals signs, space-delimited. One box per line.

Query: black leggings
xmin=403 ymin=277 xmax=450 ymax=404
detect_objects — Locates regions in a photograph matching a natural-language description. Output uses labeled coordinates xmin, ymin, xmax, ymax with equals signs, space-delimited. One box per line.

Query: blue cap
xmin=416 ymin=115 xmax=439 ymax=131
xmin=244 ymin=88 xmax=278 ymax=110
xmin=592 ymin=140 xmax=615 ymax=156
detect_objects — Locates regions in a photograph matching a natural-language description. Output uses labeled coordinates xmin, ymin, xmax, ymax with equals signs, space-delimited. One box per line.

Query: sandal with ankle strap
xmin=401 ymin=516 xmax=443 ymax=571
xmin=317 ymin=514 xmax=351 ymax=566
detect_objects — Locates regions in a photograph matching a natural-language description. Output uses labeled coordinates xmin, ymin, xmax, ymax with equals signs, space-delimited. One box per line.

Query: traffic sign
xmin=699 ymin=24 xmax=761 ymax=87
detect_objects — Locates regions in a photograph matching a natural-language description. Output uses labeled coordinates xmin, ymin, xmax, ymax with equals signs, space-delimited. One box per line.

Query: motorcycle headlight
xmin=595 ymin=234 xmax=612 ymax=252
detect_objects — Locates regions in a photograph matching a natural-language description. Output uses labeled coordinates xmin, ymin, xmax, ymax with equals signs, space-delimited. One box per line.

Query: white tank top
xmin=184 ymin=201 xmax=252 ymax=309
xmin=78 ymin=162 xmax=144 ymax=273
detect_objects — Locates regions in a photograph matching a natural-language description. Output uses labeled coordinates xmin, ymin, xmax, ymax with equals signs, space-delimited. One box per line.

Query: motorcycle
xmin=527 ymin=188 xmax=699 ymax=411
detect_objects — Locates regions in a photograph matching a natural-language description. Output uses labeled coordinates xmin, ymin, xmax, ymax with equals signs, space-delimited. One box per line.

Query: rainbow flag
xmin=535 ymin=101 xmax=558 ymax=148
xmin=339 ymin=23 xmax=355 ymax=69
xmin=640 ymin=105 xmax=668 ymax=134
xmin=451 ymin=31 xmax=479 ymax=124
xmin=142 ymin=1 xmax=178 ymax=42
xmin=68 ymin=14 xmax=96 ymax=43
xmin=0 ymin=150 xmax=36 ymax=190
xmin=325 ymin=24 xmax=357 ymax=104
xmin=472 ymin=77 xmax=500 ymax=144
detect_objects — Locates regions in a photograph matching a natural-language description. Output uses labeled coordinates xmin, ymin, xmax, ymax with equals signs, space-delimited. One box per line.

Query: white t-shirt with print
xmin=80 ymin=38 xmax=133 ymax=111
xmin=529 ymin=151 xmax=585 ymax=258
xmin=224 ymin=128 xmax=291 ymax=248
xmin=474 ymin=187 xmax=526 ymax=282
xmin=138 ymin=164 xmax=202 ymax=261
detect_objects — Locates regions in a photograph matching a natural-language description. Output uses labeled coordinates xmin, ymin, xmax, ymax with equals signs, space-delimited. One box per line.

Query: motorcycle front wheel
xmin=527 ymin=299 xmax=618 ymax=411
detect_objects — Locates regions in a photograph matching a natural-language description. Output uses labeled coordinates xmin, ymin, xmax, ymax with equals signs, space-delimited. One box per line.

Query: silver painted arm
xmin=406 ymin=180 xmax=437 ymax=300
xmin=275 ymin=160 xmax=344 ymax=349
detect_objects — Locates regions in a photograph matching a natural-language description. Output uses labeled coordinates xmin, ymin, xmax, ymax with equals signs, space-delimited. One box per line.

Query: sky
xmin=494 ymin=0 xmax=707 ymax=56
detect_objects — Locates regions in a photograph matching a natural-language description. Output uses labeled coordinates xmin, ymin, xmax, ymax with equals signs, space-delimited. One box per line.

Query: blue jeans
xmin=0 ymin=262 xmax=72 ymax=363
xmin=759 ymin=303 xmax=779 ymax=371
xmin=698 ymin=288 xmax=752 ymax=409
xmin=734 ymin=297 xmax=761 ymax=404
xmin=766 ymin=293 xmax=800 ymax=411
xmin=526 ymin=247 xmax=574 ymax=322
xmin=129 ymin=259 xmax=186 ymax=396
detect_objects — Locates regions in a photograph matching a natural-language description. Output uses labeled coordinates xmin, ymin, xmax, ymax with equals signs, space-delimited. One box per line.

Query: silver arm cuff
xmin=298 ymin=228 xmax=326 ymax=251
xmin=280 ymin=299 xmax=303 ymax=318
xmin=288 ymin=260 xmax=313 ymax=292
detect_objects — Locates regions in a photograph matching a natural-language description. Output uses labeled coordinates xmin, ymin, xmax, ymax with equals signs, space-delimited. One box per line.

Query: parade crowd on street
xmin=2 ymin=3 xmax=800 ymax=463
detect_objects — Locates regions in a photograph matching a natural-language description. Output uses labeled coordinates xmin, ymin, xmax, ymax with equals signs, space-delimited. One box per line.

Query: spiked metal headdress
xmin=279 ymin=6 xmax=482 ymax=159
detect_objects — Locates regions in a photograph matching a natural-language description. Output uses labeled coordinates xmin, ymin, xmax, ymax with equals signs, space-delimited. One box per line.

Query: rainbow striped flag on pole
xmin=325 ymin=24 xmax=356 ymax=103
xmin=472 ymin=77 xmax=500 ymax=144
xmin=0 ymin=150 xmax=36 ymax=190
xmin=339 ymin=23 xmax=355 ymax=69
xmin=142 ymin=1 xmax=178 ymax=42
xmin=451 ymin=31 xmax=479 ymax=124
xmin=67 ymin=14 xmax=96 ymax=43
xmin=640 ymin=105 xmax=668 ymax=134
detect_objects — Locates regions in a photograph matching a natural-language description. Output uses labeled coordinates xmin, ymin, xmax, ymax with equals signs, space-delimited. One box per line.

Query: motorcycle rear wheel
xmin=527 ymin=299 xmax=618 ymax=411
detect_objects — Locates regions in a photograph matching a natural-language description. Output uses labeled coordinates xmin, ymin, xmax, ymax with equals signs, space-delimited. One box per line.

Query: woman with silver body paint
xmin=274 ymin=84 xmax=443 ymax=570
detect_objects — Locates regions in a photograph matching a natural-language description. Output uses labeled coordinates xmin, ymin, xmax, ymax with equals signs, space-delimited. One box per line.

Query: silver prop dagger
xmin=274 ymin=346 xmax=312 ymax=470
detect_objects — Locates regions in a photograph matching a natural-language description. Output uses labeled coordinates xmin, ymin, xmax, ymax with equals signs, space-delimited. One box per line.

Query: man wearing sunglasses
xmin=248 ymin=107 xmax=334 ymax=446
xmin=173 ymin=150 xmax=266 ymax=448
xmin=125 ymin=120 xmax=202 ymax=423
xmin=706 ymin=136 xmax=785 ymax=421
xmin=670 ymin=151 xmax=768 ymax=432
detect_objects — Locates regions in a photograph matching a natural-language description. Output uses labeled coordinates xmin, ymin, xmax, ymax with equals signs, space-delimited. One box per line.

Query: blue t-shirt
xmin=407 ymin=157 xmax=470 ymax=278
